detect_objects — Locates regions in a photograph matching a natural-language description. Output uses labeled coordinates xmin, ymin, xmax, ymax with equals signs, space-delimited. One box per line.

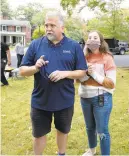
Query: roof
xmin=1 ymin=20 xmax=31 ymax=28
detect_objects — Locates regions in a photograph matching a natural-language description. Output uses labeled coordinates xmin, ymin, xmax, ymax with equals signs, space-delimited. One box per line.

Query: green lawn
xmin=1 ymin=68 xmax=129 ymax=155
xmin=126 ymin=51 xmax=129 ymax=55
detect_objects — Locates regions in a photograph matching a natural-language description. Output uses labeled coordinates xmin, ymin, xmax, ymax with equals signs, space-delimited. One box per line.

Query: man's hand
xmin=35 ymin=55 xmax=49 ymax=70
xmin=49 ymin=70 xmax=68 ymax=82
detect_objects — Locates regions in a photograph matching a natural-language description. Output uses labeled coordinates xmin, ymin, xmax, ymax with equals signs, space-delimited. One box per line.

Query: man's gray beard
xmin=47 ymin=34 xmax=56 ymax=42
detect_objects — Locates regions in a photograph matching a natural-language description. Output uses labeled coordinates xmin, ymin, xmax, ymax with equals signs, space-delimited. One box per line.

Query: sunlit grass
xmin=1 ymin=68 xmax=129 ymax=155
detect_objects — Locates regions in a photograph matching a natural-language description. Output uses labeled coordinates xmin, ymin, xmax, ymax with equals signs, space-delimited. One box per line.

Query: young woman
xmin=78 ymin=31 xmax=116 ymax=155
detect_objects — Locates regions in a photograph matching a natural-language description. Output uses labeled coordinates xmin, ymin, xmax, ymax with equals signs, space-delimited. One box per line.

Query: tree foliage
xmin=87 ymin=0 xmax=129 ymax=41
xmin=64 ymin=17 xmax=87 ymax=41
xmin=60 ymin=0 xmax=79 ymax=16
xmin=32 ymin=26 xmax=45 ymax=39
xmin=31 ymin=12 xmax=45 ymax=27
xmin=60 ymin=0 xmax=109 ymax=16
xmin=1 ymin=0 xmax=12 ymax=19
xmin=87 ymin=8 xmax=129 ymax=41
xmin=61 ymin=0 xmax=129 ymax=41
xmin=14 ymin=2 xmax=44 ymax=25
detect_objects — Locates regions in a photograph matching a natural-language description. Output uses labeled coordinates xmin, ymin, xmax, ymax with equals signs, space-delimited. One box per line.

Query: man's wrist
xmin=34 ymin=65 xmax=40 ymax=73
xmin=64 ymin=71 xmax=70 ymax=78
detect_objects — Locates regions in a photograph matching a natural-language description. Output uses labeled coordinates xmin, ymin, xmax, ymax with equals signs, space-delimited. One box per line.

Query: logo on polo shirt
xmin=63 ymin=50 xmax=71 ymax=54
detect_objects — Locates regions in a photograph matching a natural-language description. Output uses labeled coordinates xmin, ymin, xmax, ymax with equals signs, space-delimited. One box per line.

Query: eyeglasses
xmin=45 ymin=24 xmax=57 ymax=29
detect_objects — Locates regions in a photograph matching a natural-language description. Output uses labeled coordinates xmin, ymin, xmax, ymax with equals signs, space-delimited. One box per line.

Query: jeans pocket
xmin=104 ymin=93 xmax=112 ymax=108
xmin=104 ymin=92 xmax=111 ymax=101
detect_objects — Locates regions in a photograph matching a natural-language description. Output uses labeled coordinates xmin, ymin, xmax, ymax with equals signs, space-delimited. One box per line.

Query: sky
xmin=8 ymin=0 xmax=129 ymax=20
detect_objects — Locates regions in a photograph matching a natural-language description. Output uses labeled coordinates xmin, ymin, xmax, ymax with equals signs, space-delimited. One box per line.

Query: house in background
xmin=0 ymin=19 xmax=31 ymax=46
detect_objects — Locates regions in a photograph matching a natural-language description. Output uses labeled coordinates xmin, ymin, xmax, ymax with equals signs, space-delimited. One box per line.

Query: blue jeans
xmin=81 ymin=92 xmax=112 ymax=155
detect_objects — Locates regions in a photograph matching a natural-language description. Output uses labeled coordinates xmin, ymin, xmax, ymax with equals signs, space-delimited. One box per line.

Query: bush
xmin=32 ymin=26 xmax=45 ymax=39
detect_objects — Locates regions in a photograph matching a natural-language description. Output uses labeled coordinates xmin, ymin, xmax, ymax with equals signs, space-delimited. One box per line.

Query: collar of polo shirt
xmin=44 ymin=33 xmax=66 ymax=46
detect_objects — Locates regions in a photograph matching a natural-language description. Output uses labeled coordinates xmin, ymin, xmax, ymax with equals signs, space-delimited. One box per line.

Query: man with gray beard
xmin=20 ymin=11 xmax=87 ymax=155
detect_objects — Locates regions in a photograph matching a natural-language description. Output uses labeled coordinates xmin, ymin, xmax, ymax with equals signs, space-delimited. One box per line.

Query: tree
xmin=97 ymin=0 xmax=129 ymax=40
xmin=31 ymin=11 xmax=45 ymax=35
xmin=32 ymin=26 xmax=45 ymax=39
xmin=60 ymin=0 xmax=108 ymax=16
xmin=14 ymin=2 xmax=44 ymax=25
xmin=60 ymin=0 xmax=79 ymax=16
xmin=31 ymin=12 xmax=45 ymax=38
xmin=102 ymin=0 xmax=124 ymax=38
xmin=61 ymin=0 xmax=128 ymax=40
xmin=64 ymin=17 xmax=87 ymax=41
xmin=1 ymin=0 xmax=13 ymax=19
xmin=87 ymin=9 xmax=129 ymax=41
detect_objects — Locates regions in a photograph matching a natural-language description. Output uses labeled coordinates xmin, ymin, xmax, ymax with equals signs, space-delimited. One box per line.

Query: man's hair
xmin=45 ymin=11 xmax=64 ymax=26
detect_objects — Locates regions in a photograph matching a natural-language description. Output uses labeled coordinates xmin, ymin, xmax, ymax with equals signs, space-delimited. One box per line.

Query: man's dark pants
xmin=1 ymin=59 xmax=8 ymax=85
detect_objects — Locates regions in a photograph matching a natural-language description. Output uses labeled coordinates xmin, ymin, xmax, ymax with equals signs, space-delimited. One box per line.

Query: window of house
xmin=16 ymin=26 xmax=21 ymax=32
xmin=21 ymin=27 xmax=25 ymax=32
xmin=8 ymin=26 xmax=12 ymax=32
xmin=2 ymin=25 xmax=7 ymax=31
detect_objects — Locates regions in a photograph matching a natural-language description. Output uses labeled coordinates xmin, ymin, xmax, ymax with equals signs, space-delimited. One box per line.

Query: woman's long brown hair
xmin=85 ymin=30 xmax=113 ymax=57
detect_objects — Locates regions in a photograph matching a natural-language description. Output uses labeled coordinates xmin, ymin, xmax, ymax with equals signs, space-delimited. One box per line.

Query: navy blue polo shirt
xmin=21 ymin=35 xmax=87 ymax=111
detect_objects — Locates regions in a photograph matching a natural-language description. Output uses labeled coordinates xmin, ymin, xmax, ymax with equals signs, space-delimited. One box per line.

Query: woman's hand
xmin=87 ymin=64 xmax=94 ymax=75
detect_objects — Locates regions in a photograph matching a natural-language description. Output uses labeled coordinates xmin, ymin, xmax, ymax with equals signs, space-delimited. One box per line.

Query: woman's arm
xmin=89 ymin=69 xmax=116 ymax=89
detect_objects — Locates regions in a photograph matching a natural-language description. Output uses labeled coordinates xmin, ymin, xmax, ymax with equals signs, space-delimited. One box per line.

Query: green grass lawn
xmin=1 ymin=68 xmax=129 ymax=155
xmin=126 ymin=51 xmax=129 ymax=55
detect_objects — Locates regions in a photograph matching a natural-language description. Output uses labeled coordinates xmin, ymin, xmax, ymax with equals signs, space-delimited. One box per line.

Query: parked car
xmin=118 ymin=41 xmax=129 ymax=52
xmin=104 ymin=38 xmax=129 ymax=55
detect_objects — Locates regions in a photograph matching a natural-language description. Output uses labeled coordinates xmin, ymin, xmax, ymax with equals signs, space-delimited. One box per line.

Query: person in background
xmin=19 ymin=11 xmax=87 ymax=155
xmin=78 ymin=31 xmax=116 ymax=155
xmin=15 ymin=41 xmax=24 ymax=67
xmin=1 ymin=42 xmax=11 ymax=86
